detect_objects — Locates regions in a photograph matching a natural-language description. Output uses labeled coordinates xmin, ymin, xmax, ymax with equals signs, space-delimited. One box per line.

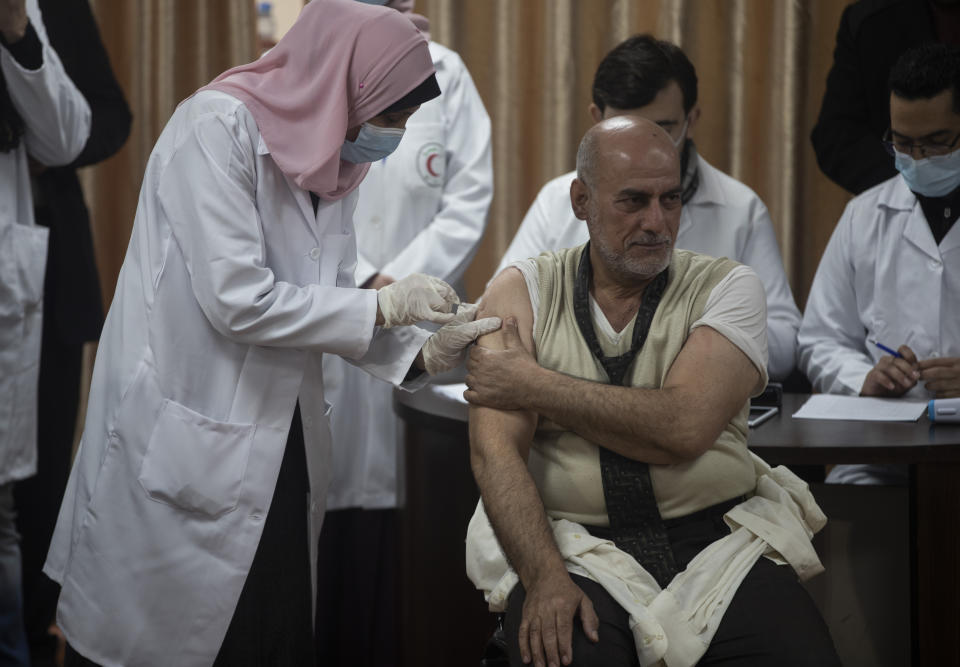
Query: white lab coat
xmin=799 ymin=174 xmax=960 ymax=399
xmin=323 ymin=41 xmax=491 ymax=510
xmin=44 ymin=90 xmax=430 ymax=667
xmin=0 ymin=0 xmax=90 ymax=486
xmin=495 ymin=154 xmax=802 ymax=381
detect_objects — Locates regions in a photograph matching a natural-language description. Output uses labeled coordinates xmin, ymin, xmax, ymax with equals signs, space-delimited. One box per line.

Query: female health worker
xmin=43 ymin=2 xmax=499 ymax=665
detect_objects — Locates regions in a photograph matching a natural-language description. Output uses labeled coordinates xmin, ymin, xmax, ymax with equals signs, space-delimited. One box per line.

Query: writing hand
xmin=861 ymin=344 xmax=919 ymax=397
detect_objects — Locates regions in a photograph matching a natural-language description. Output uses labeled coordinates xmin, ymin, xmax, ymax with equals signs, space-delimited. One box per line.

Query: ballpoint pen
xmin=868 ymin=338 xmax=903 ymax=358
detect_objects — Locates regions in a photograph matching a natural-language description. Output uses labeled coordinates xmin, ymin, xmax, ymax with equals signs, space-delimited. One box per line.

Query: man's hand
xmin=420 ymin=303 xmax=501 ymax=375
xmin=465 ymin=317 xmax=540 ymax=410
xmin=0 ymin=0 xmax=28 ymax=43
xmin=519 ymin=570 xmax=599 ymax=667
xmin=919 ymin=356 xmax=960 ymax=398
xmin=861 ymin=344 xmax=920 ymax=397
xmin=375 ymin=273 xmax=459 ymax=328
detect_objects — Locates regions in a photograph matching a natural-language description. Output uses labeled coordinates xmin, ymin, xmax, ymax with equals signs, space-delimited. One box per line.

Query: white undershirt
xmin=589 ymin=295 xmax=629 ymax=345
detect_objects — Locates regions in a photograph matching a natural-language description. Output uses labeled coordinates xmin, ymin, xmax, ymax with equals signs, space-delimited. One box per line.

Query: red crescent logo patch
xmin=416 ymin=142 xmax=444 ymax=186
xmin=426 ymin=154 xmax=440 ymax=178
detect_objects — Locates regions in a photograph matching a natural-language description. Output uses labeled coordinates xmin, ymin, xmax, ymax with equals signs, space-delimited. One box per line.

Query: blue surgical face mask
xmin=894 ymin=148 xmax=960 ymax=197
xmin=340 ymin=123 xmax=405 ymax=164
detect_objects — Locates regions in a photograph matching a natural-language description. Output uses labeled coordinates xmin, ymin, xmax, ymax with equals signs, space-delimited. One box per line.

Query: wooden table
xmin=395 ymin=387 xmax=960 ymax=666
xmin=748 ymin=393 xmax=960 ymax=666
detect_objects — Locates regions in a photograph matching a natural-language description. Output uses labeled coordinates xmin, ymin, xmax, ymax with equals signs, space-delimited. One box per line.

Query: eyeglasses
xmin=883 ymin=128 xmax=960 ymax=159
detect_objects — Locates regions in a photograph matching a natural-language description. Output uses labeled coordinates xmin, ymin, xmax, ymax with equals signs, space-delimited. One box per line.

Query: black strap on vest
xmin=572 ymin=244 xmax=678 ymax=587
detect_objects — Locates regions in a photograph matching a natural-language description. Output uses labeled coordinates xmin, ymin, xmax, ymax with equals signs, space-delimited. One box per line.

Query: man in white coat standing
xmin=316 ymin=1 xmax=493 ymax=663
xmin=0 ymin=0 xmax=90 ymax=663
xmin=799 ymin=43 xmax=960 ymax=485
xmin=496 ymin=35 xmax=801 ymax=382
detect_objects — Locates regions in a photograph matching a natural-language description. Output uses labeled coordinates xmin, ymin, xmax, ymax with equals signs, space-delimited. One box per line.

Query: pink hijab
xmin=201 ymin=0 xmax=434 ymax=201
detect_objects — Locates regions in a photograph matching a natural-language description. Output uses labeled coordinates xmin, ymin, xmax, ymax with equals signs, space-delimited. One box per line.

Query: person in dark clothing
xmin=809 ymin=0 xmax=960 ymax=194
xmin=12 ymin=2 xmax=130 ymax=665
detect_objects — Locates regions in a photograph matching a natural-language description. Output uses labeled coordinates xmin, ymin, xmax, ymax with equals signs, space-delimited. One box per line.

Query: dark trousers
xmin=213 ymin=405 xmax=314 ymax=667
xmin=504 ymin=501 xmax=841 ymax=666
xmin=65 ymin=406 xmax=315 ymax=667
xmin=14 ymin=312 xmax=83 ymax=667
xmin=315 ymin=507 xmax=399 ymax=667
xmin=63 ymin=643 xmax=96 ymax=667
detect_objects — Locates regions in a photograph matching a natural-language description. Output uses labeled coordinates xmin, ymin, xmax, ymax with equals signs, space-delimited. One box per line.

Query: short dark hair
xmin=592 ymin=35 xmax=698 ymax=114
xmin=889 ymin=43 xmax=960 ymax=113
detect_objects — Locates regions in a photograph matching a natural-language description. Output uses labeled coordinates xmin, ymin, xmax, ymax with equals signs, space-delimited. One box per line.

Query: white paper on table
xmin=792 ymin=395 xmax=927 ymax=421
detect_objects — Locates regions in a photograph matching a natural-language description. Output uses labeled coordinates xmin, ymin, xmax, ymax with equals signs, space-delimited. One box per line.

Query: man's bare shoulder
xmin=477 ymin=267 xmax=536 ymax=354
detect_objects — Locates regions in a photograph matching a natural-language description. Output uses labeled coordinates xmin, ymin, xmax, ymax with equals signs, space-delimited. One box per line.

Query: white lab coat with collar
xmin=799 ymin=174 xmax=960 ymax=398
xmin=323 ymin=41 xmax=491 ymax=510
xmin=495 ymin=154 xmax=802 ymax=381
xmin=43 ymin=90 xmax=429 ymax=667
xmin=0 ymin=0 xmax=90 ymax=486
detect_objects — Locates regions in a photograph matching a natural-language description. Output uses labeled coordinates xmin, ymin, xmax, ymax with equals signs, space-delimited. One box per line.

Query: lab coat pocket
xmin=138 ymin=399 xmax=256 ymax=518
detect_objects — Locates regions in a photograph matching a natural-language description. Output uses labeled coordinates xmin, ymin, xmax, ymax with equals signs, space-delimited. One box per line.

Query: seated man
xmin=496 ymin=34 xmax=801 ymax=382
xmin=799 ymin=43 xmax=960 ymax=485
xmin=464 ymin=117 xmax=838 ymax=666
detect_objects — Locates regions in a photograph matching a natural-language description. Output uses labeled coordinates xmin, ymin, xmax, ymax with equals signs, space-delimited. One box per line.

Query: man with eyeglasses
xmin=494 ymin=35 xmax=802 ymax=383
xmin=799 ymin=43 xmax=960 ymax=485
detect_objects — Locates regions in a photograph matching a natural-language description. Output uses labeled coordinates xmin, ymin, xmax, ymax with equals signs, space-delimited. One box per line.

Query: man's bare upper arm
xmin=469 ymin=267 xmax=538 ymax=459
xmin=476 ymin=267 xmax=536 ymax=355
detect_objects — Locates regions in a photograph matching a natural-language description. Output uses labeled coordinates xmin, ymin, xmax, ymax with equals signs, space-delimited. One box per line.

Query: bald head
xmin=575 ymin=115 xmax=680 ymax=188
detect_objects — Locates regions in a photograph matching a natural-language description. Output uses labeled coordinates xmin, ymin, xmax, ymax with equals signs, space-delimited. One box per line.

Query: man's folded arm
xmin=531 ymin=326 xmax=760 ymax=461
xmin=467 ymin=269 xmax=765 ymax=463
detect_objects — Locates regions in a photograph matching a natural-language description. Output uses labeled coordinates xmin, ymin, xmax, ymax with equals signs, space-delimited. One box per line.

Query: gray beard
xmin=590 ymin=227 xmax=672 ymax=283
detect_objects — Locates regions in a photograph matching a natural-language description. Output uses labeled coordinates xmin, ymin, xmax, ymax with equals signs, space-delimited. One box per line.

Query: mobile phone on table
xmin=748 ymin=405 xmax=778 ymax=428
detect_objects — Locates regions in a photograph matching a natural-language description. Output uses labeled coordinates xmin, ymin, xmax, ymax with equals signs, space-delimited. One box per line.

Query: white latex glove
xmin=421 ymin=303 xmax=502 ymax=375
xmin=377 ymin=273 xmax=460 ymax=328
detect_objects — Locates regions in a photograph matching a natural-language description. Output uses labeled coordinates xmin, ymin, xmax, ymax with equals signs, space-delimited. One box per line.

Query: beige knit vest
xmin=529 ymin=245 xmax=755 ymax=523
